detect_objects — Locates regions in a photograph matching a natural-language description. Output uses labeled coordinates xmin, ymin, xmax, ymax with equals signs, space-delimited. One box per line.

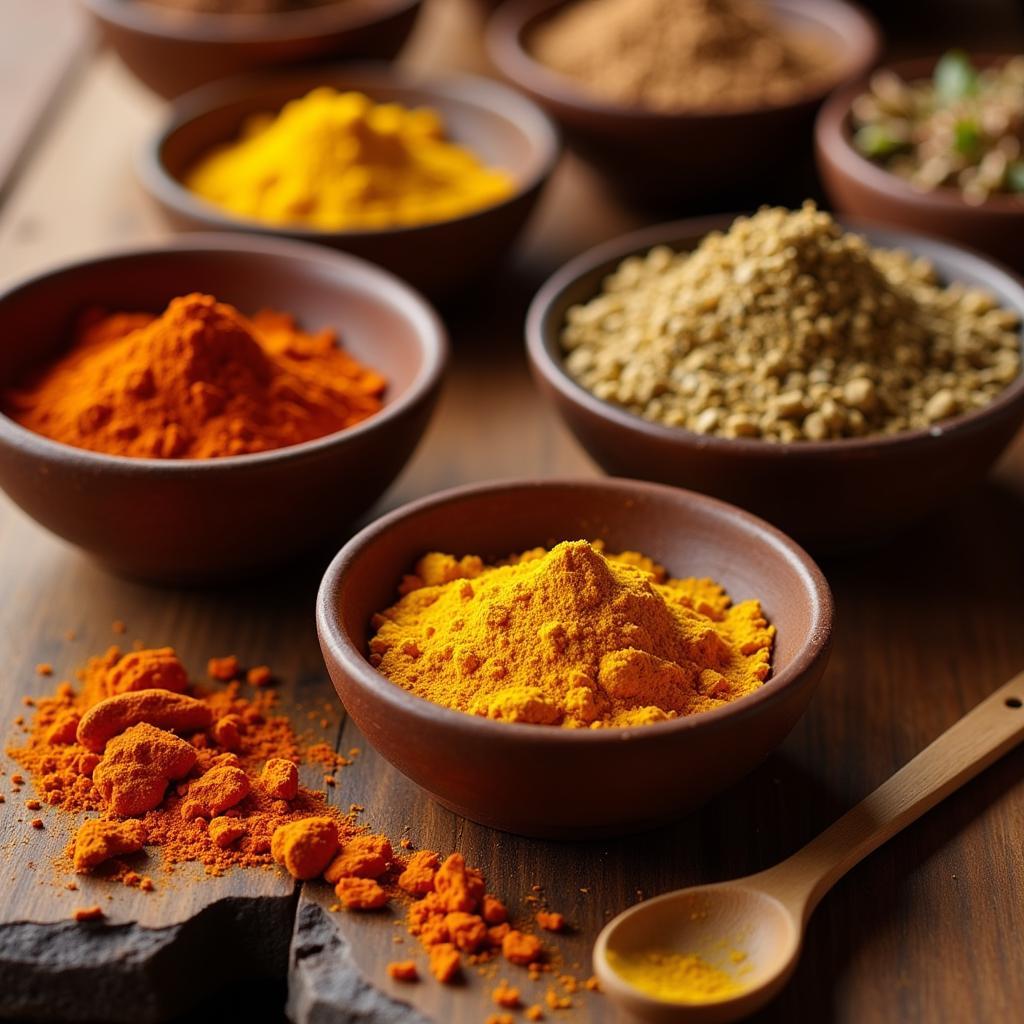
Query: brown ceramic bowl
xmin=486 ymin=0 xmax=880 ymax=205
xmin=527 ymin=216 xmax=1024 ymax=550
xmin=81 ymin=0 xmax=423 ymax=99
xmin=816 ymin=56 xmax=1024 ymax=272
xmin=140 ymin=66 xmax=560 ymax=298
xmin=0 ymin=235 xmax=447 ymax=584
xmin=316 ymin=477 xmax=833 ymax=838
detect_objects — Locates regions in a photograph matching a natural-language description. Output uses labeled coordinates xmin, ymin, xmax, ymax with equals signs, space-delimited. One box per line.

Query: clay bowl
xmin=141 ymin=66 xmax=560 ymax=298
xmin=486 ymin=0 xmax=880 ymax=206
xmin=0 ymin=235 xmax=447 ymax=584
xmin=816 ymin=56 xmax=1024 ymax=272
xmin=316 ymin=477 xmax=833 ymax=839
xmin=81 ymin=0 xmax=423 ymax=99
xmin=527 ymin=215 xmax=1024 ymax=551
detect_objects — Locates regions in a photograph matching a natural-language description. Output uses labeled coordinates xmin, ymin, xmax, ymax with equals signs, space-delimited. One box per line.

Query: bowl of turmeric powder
xmin=317 ymin=477 xmax=833 ymax=838
xmin=83 ymin=0 xmax=424 ymax=99
xmin=527 ymin=205 xmax=1024 ymax=549
xmin=0 ymin=234 xmax=447 ymax=583
xmin=141 ymin=67 xmax=560 ymax=297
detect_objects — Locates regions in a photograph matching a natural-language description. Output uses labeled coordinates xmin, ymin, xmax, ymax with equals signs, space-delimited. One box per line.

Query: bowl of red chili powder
xmin=0 ymin=234 xmax=447 ymax=583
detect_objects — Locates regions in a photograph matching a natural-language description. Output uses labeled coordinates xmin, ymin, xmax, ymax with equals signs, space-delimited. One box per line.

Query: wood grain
xmin=0 ymin=1 xmax=1023 ymax=1021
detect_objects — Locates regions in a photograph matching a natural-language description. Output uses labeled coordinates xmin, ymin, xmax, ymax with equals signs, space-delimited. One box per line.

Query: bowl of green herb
xmin=816 ymin=53 xmax=1024 ymax=270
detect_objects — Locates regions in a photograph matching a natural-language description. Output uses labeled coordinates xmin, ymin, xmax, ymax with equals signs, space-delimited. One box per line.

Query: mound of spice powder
xmin=3 ymin=292 xmax=385 ymax=459
xmin=561 ymin=203 xmax=1022 ymax=441
xmin=186 ymin=88 xmax=515 ymax=231
xmin=531 ymin=0 xmax=835 ymax=112
xmin=6 ymin=645 xmax=575 ymax=994
xmin=369 ymin=540 xmax=774 ymax=727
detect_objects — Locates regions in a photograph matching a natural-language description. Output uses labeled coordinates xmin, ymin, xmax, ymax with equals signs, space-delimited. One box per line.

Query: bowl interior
xmin=501 ymin=0 xmax=879 ymax=116
xmin=331 ymin=480 xmax=829 ymax=703
xmin=155 ymin=70 xmax=553 ymax=229
xmin=0 ymin=242 xmax=435 ymax=414
xmin=533 ymin=216 xmax=1024 ymax=450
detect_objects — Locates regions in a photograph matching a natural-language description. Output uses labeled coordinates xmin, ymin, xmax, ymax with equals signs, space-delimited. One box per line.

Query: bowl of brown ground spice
xmin=487 ymin=0 xmax=881 ymax=204
xmin=82 ymin=0 xmax=423 ymax=99
xmin=0 ymin=234 xmax=447 ymax=583
xmin=317 ymin=476 xmax=833 ymax=838
xmin=526 ymin=205 xmax=1024 ymax=549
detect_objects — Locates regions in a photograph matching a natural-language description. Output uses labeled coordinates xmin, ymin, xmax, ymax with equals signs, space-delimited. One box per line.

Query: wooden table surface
xmin=1 ymin=2 xmax=1024 ymax=1022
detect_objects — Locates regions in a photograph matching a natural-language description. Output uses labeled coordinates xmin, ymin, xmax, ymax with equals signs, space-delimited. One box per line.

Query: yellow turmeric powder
xmin=4 ymin=292 xmax=385 ymax=459
xmin=369 ymin=540 xmax=773 ymax=728
xmin=185 ymin=88 xmax=515 ymax=231
xmin=606 ymin=949 xmax=744 ymax=1002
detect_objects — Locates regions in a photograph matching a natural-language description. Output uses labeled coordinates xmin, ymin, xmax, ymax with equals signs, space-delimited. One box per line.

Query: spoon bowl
xmin=594 ymin=883 xmax=800 ymax=1023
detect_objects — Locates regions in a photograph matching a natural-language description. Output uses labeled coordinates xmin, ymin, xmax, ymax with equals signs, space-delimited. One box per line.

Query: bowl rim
xmin=139 ymin=64 xmax=561 ymax=242
xmin=526 ymin=212 xmax=1024 ymax=458
xmin=316 ymin=475 xmax=834 ymax=746
xmin=82 ymin=0 xmax=422 ymax=44
xmin=816 ymin=53 xmax=1024 ymax=217
xmin=0 ymin=232 xmax=448 ymax=472
xmin=486 ymin=0 xmax=882 ymax=122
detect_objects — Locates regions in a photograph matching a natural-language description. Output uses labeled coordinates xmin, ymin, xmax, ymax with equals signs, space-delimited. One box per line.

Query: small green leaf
xmin=854 ymin=124 xmax=905 ymax=158
xmin=953 ymin=118 xmax=981 ymax=157
xmin=935 ymin=50 xmax=978 ymax=102
xmin=1007 ymin=162 xmax=1024 ymax=192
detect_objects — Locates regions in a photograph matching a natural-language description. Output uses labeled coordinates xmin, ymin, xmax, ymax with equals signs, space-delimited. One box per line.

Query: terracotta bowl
xmin=81 ymin=0 xmax=424 ymax=99
xmin=816 ymin=56 xmax=1024 ymax=272
xmin=316 ymin=477 xmax=833 ymax=838
xmin=0 ymin=235 xmax=447 ymax=584
xmin=486 ymin=0 xmax=880 ymax=205
xmin=140 ymin=66 xmax=560 ymax=298
xmin=526 ymin=215 xmax=1024 ymax=550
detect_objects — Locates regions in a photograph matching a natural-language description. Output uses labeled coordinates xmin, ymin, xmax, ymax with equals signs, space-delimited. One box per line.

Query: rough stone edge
xmin=0 ymin=891 xmax=297 ymax=1022
xmin=286 ymin=894 xmax=431 ymax=1024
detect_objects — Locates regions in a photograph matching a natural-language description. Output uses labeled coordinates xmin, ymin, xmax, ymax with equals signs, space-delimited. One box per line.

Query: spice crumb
xmin=25 ymin=799 xmax=41 ymax=811
xmin=387 ymin=960 xmax=419 ymax=983
xmin=35 ymin=664 xmax=53 ymax=676
xmin=72 ymin=906 xmax=105 ymax=922
xmin=112 ymin=620 xmax=126 ymax=634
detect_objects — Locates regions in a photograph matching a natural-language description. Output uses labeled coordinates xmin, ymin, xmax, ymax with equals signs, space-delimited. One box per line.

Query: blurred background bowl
xmin=486 ymin=0 xmax=881 ymax=208
xmin=317 ymin=477 xmax=833 ymax=838
xmin=0 ymin=235 xmax=447 ymax=584
xmin=81 ymin=0 xmax=424 ymax=98
xmin=527 ymin=215 xmax=1024 ymax=550
xmin=141 ymin=65 xmax=560 ymax=298
xmin=816 ymin=55 xmax=1024 ymax=272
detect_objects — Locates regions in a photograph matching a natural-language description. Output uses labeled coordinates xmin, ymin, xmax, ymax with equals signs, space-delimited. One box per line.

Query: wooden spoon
xmin=594 ymin=672 xmax=1024 ymax=1023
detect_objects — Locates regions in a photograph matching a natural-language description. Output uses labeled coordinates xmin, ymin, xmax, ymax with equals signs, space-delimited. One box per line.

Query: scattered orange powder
xmin=6 ymin=646 xmax=356 ymax=877
xmin=493 ymin=980 xmax=522 ymax=1008
xmin=208 ymin=655 xmax=240 ymax=682
xmin=72 ymin=905 xmax=105 ymax=922
xmin=536 ymin=910 xmax=566 ymax=932
xmin=387 ymin=960 xmax=418 ymax=982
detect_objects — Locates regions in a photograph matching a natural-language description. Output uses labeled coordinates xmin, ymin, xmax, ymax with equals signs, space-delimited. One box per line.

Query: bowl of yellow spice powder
xmin=317 ymin=477 xmax=832 ymax=838
xmin=141 ymin=67 xmax=560 ymax=297
xmin=0 ymin=235 xmax=446 ymax=583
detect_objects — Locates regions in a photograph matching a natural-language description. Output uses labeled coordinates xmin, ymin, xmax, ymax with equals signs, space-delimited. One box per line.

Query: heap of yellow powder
xmin=186 ymin=88 xmax=515 ymax=231
xmin=369 ymin=541 xmax=774 ymax=728
xmin=606 ymin=949 xmax=743 ymax=1003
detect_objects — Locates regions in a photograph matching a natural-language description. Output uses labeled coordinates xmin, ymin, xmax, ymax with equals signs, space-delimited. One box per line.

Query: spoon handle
xmin=761 ymin=671 xmax=1024 ymax=920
